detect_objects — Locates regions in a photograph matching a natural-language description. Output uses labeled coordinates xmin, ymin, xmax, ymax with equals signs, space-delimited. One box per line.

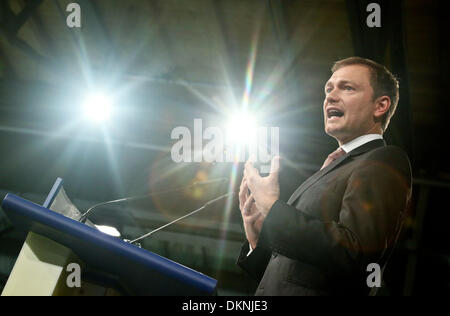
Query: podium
xmin=1 ymin=179 xmax=217 ymax=296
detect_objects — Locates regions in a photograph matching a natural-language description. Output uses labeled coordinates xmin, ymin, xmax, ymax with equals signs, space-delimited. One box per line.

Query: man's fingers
xmin=247 ymin=211 xmax=261 ymax=223
xmin=239 ymin=176 xmax=246 ymax=192
xmin=239 ymin=178 xmax=245 ymax=199
xmin=245 ymin=159 xmax=257 ymax=174
xmin=239 ymin=178 xmax=249 ymax=209
xmin=244 ymin=159 xmax=260 ymax=184
xmin=242 ymin=194 xmax=255 ymax=215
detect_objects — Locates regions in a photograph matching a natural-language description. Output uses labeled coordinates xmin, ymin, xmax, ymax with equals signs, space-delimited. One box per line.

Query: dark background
xmin=0 ymin=0 xmax=448 ymax=295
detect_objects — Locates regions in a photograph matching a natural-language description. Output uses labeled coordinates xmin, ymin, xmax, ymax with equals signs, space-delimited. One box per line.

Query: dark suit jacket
xmin=237 ymin=139 xmax=412 ymax=296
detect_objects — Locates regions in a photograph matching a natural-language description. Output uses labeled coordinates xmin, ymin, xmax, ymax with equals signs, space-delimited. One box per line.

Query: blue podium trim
xmin=2 ymin=193 xmax=217 ymax=295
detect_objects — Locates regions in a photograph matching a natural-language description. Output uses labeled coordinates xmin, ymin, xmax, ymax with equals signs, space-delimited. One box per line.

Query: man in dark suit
xmin=237 ymin=57 xmax=412 ymax=296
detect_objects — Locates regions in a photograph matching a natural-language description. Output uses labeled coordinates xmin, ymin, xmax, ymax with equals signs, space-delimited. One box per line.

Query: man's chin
xmin=325 ymin=127 xmax=345 ymax=142
xmin=325 ymin=126 xmax=339 ymax=137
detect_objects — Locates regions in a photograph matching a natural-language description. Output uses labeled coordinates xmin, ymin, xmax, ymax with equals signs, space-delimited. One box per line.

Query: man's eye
xmin=325 ymin=88 xmax=332 ymax=93
xmin=344 ymin=86 xmax=354 ymax=90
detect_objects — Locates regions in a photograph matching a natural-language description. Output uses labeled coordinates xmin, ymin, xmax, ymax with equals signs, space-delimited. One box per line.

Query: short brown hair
xmin=331 ymin=57 xmax=399 ymax=132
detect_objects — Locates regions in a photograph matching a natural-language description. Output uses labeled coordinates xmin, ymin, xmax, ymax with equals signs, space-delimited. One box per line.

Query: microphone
xmin=127 ymin=191 xmax=234 ymax=245
xmin=78 ymin=177 xmax=229 ymax=223
xmin=125 ymin=192 xmax=234 ymax=244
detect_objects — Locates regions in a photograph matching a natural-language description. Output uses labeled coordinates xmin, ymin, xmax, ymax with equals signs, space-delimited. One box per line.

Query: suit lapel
xmin=287 ymin=139 xmax=386 ymax=205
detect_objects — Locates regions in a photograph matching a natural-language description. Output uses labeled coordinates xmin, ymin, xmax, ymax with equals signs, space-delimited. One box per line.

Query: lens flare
xmin=82 ymin=93 xmax=112 ymax=122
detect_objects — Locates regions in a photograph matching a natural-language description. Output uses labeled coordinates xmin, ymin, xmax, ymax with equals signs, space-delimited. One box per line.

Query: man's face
xmin=323 ymin=64 xmax=379 ymax=145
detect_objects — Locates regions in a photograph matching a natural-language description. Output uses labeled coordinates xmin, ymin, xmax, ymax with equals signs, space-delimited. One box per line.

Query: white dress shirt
xmin=246 ymin=133 xmax=384 ymax=256
xmin=340 ymin=134 xmax=383 ymax=153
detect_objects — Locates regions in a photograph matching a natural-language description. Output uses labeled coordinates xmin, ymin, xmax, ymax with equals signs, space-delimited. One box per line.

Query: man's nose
xmin=326 ymin=90 xmax=339 ymax=104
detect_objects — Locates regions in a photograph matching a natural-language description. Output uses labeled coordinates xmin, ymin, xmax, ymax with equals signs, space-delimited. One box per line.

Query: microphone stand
xmin=127 ymin=191 xmax=234 ymax=245
xmin=78 ymin=178 xmax=228 ymax=223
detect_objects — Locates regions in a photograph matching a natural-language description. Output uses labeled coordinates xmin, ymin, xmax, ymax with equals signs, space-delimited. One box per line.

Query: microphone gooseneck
xmin=128 ymin=191 xmax=234 ymax=245
xmin=79 ymin=178 xmax=229 ymax=223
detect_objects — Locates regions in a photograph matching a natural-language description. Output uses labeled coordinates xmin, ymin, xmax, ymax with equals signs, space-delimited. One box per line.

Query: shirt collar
xmin=340 ymin=134 xmax=383 ymax=153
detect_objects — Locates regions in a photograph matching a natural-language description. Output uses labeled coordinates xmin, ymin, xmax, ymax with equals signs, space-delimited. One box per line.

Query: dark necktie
xmin=320 ymin=147 xmax=345 ymax=170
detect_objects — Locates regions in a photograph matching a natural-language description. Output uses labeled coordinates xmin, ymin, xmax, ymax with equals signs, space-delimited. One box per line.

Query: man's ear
xmin=374 ymin=96 xmax=391 ymax=119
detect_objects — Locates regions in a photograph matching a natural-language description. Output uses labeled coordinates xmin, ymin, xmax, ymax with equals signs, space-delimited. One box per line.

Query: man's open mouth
xmin=327 ymin=108 xmax=344 ymax=119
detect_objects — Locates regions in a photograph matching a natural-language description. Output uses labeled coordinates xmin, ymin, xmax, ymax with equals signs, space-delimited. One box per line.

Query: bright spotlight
xmin=226 ymin=111 xmax=258 ymax=147
xmin=82 ymin=93 xmax=112 ymax=122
